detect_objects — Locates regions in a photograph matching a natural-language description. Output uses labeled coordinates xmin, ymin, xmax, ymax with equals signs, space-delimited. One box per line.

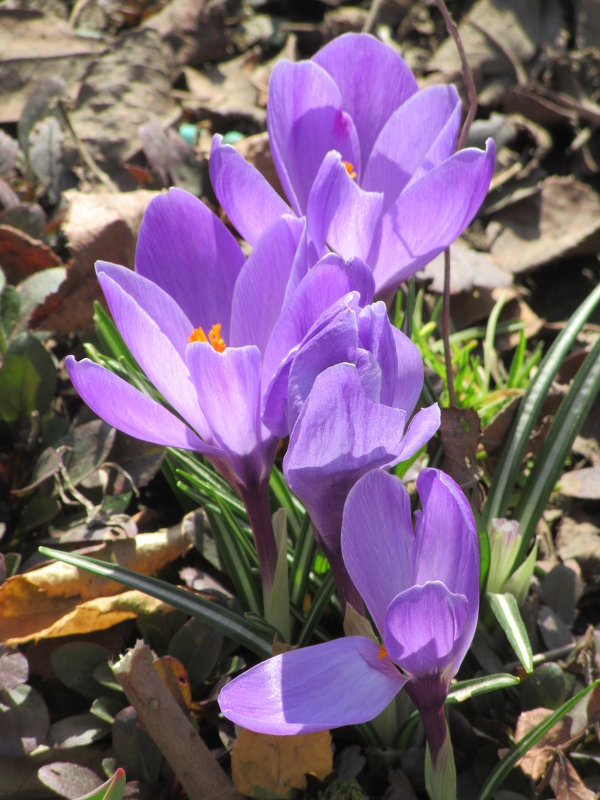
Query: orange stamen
xmin=377 ymin=643 xmax=387 ymax=660
xmin=188 ymin=323 xmax=226 ymax=352
xmin=342 ymin=161 xmax=357 ymax=180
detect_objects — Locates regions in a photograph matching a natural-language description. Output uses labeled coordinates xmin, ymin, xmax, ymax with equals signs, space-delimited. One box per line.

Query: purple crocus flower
xmin=66 ymin=188 xmax=373 ymax=593
xmin=210 ymin=32 xmax=495 ymax=296
xmin=280 ymin=308 xmax=440 ymax=610
xmin=219 ymin=468 xmax=479 ymax=768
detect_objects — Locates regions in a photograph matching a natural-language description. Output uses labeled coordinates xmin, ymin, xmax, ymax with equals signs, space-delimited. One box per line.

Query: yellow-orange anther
xmin=188 ymin=323 xmax=226 ymax=352
xmin=377 ymin=643 xmax=387 ymax=660
xmin=342 ymin=161 xmax=357 ymax=180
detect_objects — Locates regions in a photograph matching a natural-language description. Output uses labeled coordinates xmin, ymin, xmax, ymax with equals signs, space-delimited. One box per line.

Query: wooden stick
xmin=111 ymin=640 xmax=241 ymax=800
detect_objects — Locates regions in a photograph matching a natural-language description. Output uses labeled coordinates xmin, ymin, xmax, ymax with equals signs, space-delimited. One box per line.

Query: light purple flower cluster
xmin=67 ymin=31 xmax=489 ymax=784
xmin=210 ymin=33 xmax=494 ymax=296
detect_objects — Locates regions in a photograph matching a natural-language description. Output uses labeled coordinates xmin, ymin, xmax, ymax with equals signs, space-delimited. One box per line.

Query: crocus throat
xmin=342 ymin=161 xmax=357 ymax=180
xmin=188 ymin=323 xmax=226 ymax=352
xmin=378 ymin=643 xmax=387 ymax=660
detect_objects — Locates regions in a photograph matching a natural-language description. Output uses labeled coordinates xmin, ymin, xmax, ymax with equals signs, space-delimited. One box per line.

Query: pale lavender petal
xmin=384 ymin=582 xmax=469 ymax=680
xmin=186 ymin=343 xmax=273 ymax=486
xmin=262 ymin=292 xmax=361 ymax=437
xmin=66 ymin=357 xmax=221 ymax=456
xmin=97 ymin=270 xmax=211 ymax=440
xmin=267 ymin=60 xmax=361 ymax=213
xmin=341 ymin=469 xmax=414 ymax=636
xmin=218 ymin=636 xmax=406 ymax=734
xmin=413 ymin=469 xmax=478 ymax=607
xmin=282 ymin=222 xmax=313 ymax=303
xmin=390 ymin=327 xmax=424 ymax=414
xmin=286 ymin=307 xmax=359 ymax=432
xmin=96 ymin=261 xmax=193 ymax=360
xmin=370 ymin=139 xmax=495 ymax=294
xmin=229 ymin=215 xmax=305 ymax=351
xmin=362 ymin=85 xmax=461 ymax=212
xmin=306 ymin=151 xmax=383 ymax=261
xmin=391 ymin=403 xmax=441 ymax=465
xmin=313 ymin=33 xmax=418 ymax=167
xmin=353 ymin=349 xmax=382 ymax=403
xmin=284 ymin=364 xmax=407 ymax=554
xmin=356 ymin=303 xmax=398 ymax=406
xmin=135 ymin=187 xmax=244 ymax=338
xmin=262 ymin=254 xmax=374 ymax=389
xmin=209 ymin=135 xmax=291 ymax=246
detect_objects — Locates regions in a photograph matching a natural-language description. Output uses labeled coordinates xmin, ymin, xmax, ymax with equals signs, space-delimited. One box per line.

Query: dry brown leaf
xmin=141 ymin=0 xmax=231 ymax=68
xmin=184 ymin=50 xmax=266 ymax=127
xmin=557 ymin=467 xmax=600 ymax=500
xmin=0 ymin=10 xmax=107 ymax=125
xmin=2 ymin=589 xmax=170 ymax=645
xmin=515 ymin=708 xmax=572 ymax=782
xmin=488 ymin=175 xmax=600 ymax=274
xmin=0 ymin=224 xmax=62 ymax=283
xmin=550 ymin=751 xmax=597 ymax=800
xmin=0 ymin=527 xmax=191 ymax=644
xmin=440 ymin=406 xmax=482 ymax=506
xmin=555 ymin=517 xmax=600 ymax=580
xmin=419 ymin=240 xmax=512 ymax=295
xmin=232 ymin=728 xmax=332 ymax=799
xmin=427 ymin=0 xmax=564 ymax=88
xmin=65 ymin=28 xmax=179 ymax=181
xmin=30 ymin=189 xmax=158 ymax=333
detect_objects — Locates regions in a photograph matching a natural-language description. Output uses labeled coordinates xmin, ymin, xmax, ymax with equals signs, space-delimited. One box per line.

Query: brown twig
xmin=362 ymin=0 xmax=386 ymax=34
xmin=433 ymin=0 xmax=478 ymax=407
xmin=112 ymin=640 xmax=241 ymax=800
xmin=58 ymin=100 xmax=119 ymax=192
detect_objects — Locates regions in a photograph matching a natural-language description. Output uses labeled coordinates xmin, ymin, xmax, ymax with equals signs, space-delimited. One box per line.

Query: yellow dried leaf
xmin=232 ymin=728 xmax=332 ymax=799
xmin=0 ymin=527 xmax=191 ymax=644
xmin=2 ymin=590 xmax=170 ymax=645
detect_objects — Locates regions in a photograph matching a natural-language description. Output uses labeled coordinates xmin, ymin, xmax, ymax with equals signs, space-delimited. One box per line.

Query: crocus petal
xmin=356 ymin=303 xmax=399 ymax=406
xmin=65 ymin=357 xmax=220 ymax=456
xmin=284 ymin=364 xmax=407 ymax=553
xmin=390 ymin=327 xmax=424 ymax=414
xmin=209 ymin=135 xmax=292 ymax=246
xmin=97 ymin=269 xmax=211 ymax=440
xmin=268 ymin=60 xmax=361 ymax=213
xmin=342 ymin=469 xmax=415 ymax=636
xmin=186 ymin=343 xmax=272 ymax=486
xmin=262 ymin=254 xmax=374 ymax=391
xmin=96 ymin=261 xmax=193 ymax=361
xmin=283 ymin=221 xmax=313 ymax=303
xmin=313 ymin=32 xmax=418 ymax=167
xmin=229 ymin=215 xmax=306 ymax=351
xmin=413 ymin=469 xmax=479 ymax=607
xmin=362 ymin=84 xmax=461 ymax=212
xmin=392 ymin=403 xmax=441 ymax=465
xmin=285 ymin=306 xmax=359 ymax=432
xmin=306 ymin=151 xmax=383 ymax=262
xmin=383 ymin=582 xmax=469 ymax=680
xmin=135 ymin=187 xmax=244 ymax=338
xmin=262 ymin=290 xmax=359 ymax=439
xmin=218 ymin=636 xmax=406 ymax=735
xmin=370 ymin=139 xmax=495 ymax=294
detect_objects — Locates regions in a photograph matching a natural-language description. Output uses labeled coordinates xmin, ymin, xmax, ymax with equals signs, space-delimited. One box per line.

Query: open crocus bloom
xmin=219 ymin=468 xmax=479 ymax=764
xmin=281 ymin=310 xmax=440 ymax=610
xmin=210 ymin=32 xmax=495 ymax=296
xmin=66 ymin=188 xmax=373 ymax=589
